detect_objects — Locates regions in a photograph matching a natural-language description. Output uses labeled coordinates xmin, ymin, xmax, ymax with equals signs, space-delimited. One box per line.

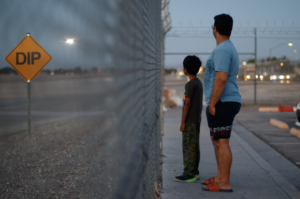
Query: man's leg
xmin=212 ymin=137 xmax=221 ymax=182
xmin=202 ymin=136 xmax=221 ymax=185
xmin=215 ymin=138 xmax=232 ymax=189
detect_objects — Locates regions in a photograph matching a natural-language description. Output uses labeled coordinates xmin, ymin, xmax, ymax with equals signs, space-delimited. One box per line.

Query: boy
xmin=175 ymin=55 xmax=203 ymax=183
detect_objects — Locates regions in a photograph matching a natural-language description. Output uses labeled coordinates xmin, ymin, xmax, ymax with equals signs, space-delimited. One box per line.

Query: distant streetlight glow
xmin=260 ymin=75 xmax=263 ymax=80
xmin=66 ymin=39 xmax=74 ymax=44
xmin=279 ymin=75 xmax=284 ymax=80
xmin=242 ymin=62 xmax=247 ymax=66
xmin=280 ymin=63 xmax=284 ymax=66
xmin=269 ymin=43 xmax=293 ymax=61
xmin=294 ymin=50 xmax=297 ymax=53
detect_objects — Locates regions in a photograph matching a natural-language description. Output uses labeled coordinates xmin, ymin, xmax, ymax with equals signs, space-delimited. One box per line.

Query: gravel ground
xmin=0 ymin=115 xmax=120 ymax=199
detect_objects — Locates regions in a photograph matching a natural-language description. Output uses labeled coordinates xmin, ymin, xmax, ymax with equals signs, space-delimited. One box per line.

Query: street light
xmin=66 ymin=39 xmax=74 ymax=44
xmin=269 ymin=43 xmax=293 ymax=62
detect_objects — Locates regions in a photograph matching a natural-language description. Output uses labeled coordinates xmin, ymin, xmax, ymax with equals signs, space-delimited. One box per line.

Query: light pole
xmin=269 ymin=43 xmax=293 ymax=61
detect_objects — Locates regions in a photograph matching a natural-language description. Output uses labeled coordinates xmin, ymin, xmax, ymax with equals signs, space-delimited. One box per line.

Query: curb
xmin=259 ymin=107 xmax=279 ymax=112
xmin=269 ymin=118 xmax=289 ymax=129
xmin=290 ymin=128 xmax=300 ymax=139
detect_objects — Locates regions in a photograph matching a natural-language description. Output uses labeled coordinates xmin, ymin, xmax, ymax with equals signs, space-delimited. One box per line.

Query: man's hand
xmin=209 ymin=105 xmax=216 ymax=116
xmin=180 ymin=123 xmax=186 ymax=132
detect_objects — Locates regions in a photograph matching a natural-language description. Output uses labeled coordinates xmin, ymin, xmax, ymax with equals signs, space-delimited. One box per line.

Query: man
xmin=202 ymin=14 xmax=242 ymax=192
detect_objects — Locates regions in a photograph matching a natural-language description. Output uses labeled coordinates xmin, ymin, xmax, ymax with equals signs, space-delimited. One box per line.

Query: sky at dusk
xmin=0 ymin=1 xmax=300 ymax=70
xmin=164 ymin=0 xmax=300 ymax=69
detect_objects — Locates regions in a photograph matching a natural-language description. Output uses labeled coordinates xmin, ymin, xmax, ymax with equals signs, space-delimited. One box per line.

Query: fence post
xmin=254 ymin=27 xmax=257 ymax=104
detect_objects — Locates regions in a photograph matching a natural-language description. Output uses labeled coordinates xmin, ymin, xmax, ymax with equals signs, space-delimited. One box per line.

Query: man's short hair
xmin=214 ymin=14 xmax=233 ymax=36
xmin=183 ymin=55 xmax=202 ymax=75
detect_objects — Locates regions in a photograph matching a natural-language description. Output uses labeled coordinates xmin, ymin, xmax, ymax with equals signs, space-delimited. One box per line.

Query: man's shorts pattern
xmin=206 ymin=101 xmax=241 ymax=140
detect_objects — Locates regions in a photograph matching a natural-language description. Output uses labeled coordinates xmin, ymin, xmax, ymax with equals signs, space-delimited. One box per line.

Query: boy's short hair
xmin=183 ymin=55 xmax=202 ymax=75
xmin=214 ymin=14 xmax=233 ymax=36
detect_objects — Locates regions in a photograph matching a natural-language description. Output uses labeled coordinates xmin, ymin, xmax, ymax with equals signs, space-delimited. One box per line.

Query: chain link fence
xmin=0 ymin=0 xmax=165 ymax=198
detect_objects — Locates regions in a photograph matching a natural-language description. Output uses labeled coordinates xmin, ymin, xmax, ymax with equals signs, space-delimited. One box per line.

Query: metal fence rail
xmin=0 ymin=0 xmax=163 ymax=198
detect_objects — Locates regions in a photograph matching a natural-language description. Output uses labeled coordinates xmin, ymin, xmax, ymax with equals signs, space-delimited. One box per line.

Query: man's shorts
xmin=206 ymin=101 xmax=241 ymax=140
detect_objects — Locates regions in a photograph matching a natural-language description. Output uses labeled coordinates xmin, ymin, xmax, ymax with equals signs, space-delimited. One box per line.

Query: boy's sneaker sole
xmin=174 ymin=177 xmax=196 ymax=183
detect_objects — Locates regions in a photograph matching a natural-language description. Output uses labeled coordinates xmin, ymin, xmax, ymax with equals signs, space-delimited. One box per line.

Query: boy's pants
xmin=182 ymin=123 xmax=200 ymax=175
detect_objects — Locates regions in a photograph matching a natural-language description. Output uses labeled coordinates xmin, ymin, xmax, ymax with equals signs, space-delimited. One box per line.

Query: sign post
xmin=5 ymin=33 xmax=52 ymax=136
xmin=28 ymin=81 xmax=31 ymax=136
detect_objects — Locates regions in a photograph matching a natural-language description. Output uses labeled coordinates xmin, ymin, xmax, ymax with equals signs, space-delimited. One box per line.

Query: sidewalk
xmin=161 ymin=107 xmax=300 ymax=199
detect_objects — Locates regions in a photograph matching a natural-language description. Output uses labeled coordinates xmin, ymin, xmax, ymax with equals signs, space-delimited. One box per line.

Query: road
xmin=164 ymin=75 xmax=300 ymax=105
xmin=0 ymin=75 xmax=114 ymax=137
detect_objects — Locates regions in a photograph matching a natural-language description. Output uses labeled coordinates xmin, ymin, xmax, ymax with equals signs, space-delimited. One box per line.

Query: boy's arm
xmin=180 ymin=97 xmax=191 ymax=132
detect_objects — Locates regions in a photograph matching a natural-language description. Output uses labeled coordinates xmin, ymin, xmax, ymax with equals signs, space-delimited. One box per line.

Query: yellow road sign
xmin=5 ymin=34 xmax=52 ymax=82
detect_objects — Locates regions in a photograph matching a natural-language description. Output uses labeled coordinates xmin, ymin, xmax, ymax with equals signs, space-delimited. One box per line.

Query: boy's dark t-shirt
xmin=183 ymin=78 xmax=203 ymax=123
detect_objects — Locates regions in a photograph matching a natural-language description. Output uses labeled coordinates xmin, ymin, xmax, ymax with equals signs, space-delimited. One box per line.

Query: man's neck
xmin=216 ymin=35 xmax=230 ymax=46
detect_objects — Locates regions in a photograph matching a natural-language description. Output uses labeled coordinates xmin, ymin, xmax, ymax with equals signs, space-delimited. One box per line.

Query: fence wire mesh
xmin=0 ymin=0 xmax=164 ymax=198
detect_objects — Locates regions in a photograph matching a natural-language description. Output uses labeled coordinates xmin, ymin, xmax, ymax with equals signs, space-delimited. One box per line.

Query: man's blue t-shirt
xmin=204 ymin=40 xmax=242 ymax=106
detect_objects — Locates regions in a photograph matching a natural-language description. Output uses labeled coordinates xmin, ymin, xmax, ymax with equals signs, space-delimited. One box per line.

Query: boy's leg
xmin=195 ymin=123 xmax=200 ymax=175
xmin=182 ymin=124 xmax=190 ymax=174
xmin=182 ymin=123 xmax=198 ymax=175
xmin=175 ymin=124 xmax=197 ymax=182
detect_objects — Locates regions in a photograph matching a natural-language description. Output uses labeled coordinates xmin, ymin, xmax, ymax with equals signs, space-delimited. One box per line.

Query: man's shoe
xmin=194 ymin=174 xmax=200 ymax=180
xmin=175 ymin=173 xmax=196 ymax=183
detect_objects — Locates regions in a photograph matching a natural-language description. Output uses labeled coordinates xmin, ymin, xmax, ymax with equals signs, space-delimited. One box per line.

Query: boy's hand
xmin=180 ymin=123 xmax=185 ymax=132
xmin=209 ymin=105 xmax=216 ymax=116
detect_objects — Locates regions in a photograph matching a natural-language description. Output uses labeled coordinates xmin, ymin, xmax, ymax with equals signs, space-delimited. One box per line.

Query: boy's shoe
xmin=175 ymin=173 xmax=196 ymax=183
xmin=194 ymin=174 xmax=200 ymax=180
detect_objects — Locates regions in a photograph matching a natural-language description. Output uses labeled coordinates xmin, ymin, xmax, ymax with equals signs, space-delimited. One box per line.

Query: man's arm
xmin=208 ymin=71 xmax=228 ymax=116
xmin=180 ymin=97 xmax=191 ymax=132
